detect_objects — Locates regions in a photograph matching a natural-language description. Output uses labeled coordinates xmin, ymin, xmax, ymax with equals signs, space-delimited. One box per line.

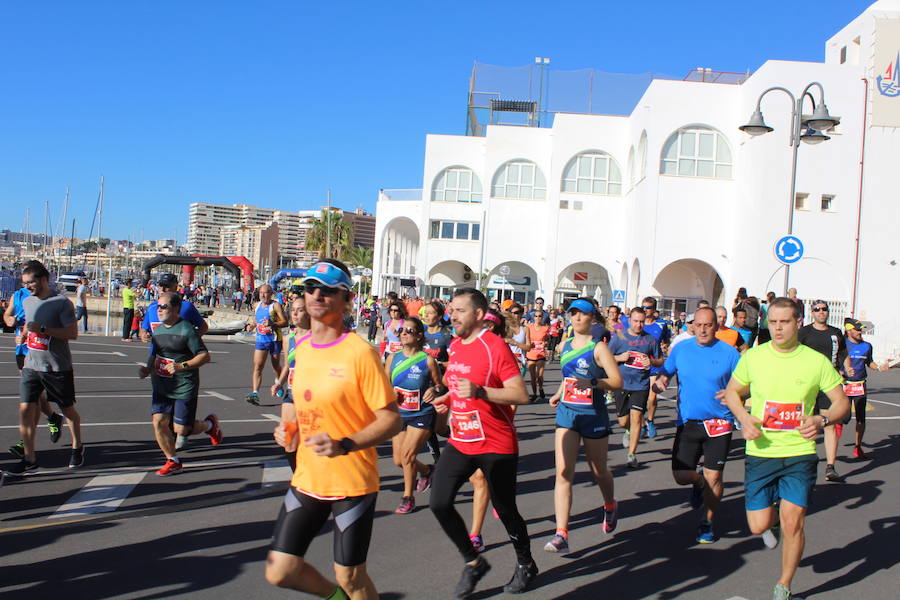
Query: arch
xmin=619 ymin=262 xmax=629 ymax=302
xmin=431 ymin=166 xmax=483 ymax=203
xmin=486 ymin=261 xmax=540 ymax=304
xmin=426 ymin=260 xmax=476 ymax=299
xmin=660 ymin=124 xmax=733 ymax=179
xmin=651 ymin=258 xmax=725 ymax=314
xmin=491 ymin=159 xmax=547 ymax=199
xmin=629 ymin=259 xmax=641 ymax=307
xmin=560 ymin=150 xmax=622 ymax=195
xmin=378 ymin=216 xmax=421 ymax=295
xmin=554 ymin=261 xmax=613 ymax=306
xmin=637 ymin=131 xmax=648 ymax=180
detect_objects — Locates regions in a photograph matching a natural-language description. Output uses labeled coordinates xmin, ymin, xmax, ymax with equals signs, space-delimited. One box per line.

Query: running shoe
xmin=640 ymin=424 xmax=647 ymax=439
xmin=645 ymin=420 xmax=658 ymax=439
xmin=469 ymin=534 xmax=485 ymax=553
xmin=696 ymin=520 xmax=715 ymax=544
xmin=245 ymin=391 xmax=260 ymax=406
xmin=853 ymin=445 xmax=868 ymax=460
xmin=626 ymin=453 xmax=640 ymax=469
xmin=415 ymin=465 xmax=434 ymax=493
xmin=175 ymin=434 xmax=188 ymax=451
xmin=48 ymin=413 xmax=64 ymax=444
xmin=602 ymin=501 xmax=618 ymax=534
xmin=543 ymin=534 xmax=569 ymax=553
xmin=690 ymin=482 xmax=705 ymax=509
xmin=824 ymin=464 xmax=845 ymax=483
xmin=454 ymin=556 xmax=491 ymax=599
xmin=762 ymin=524 xmax=781 ymax=549
xmin=605 ymin=392 xmax=614 ymax=406
xmin=9 ymin=441 xmax=24 ymax=459
xmin=4 ymin=458 xmax=38 ymax=476
xmin=205 ymin=414 xmax=223 ymax=446
xmin=394 ymin=496 xmax=415 ymax=514
xmin=156 ymin=458 xmax=183 ymax=476
xmin=621 ymin=429 xmax=631 ymax=449
xmin=539 ymin=390 xmax=546 ymax=402
xmin=772 ymin=583 xmax=792 ymax=600
xmin=68 ymin=445 xmax=85 ymax=469
xmin=503 ymin=561 xmax=538 ymax=594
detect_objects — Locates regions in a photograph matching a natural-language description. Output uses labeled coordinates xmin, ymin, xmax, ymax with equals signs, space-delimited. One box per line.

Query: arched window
xmin=660 ymin=126 xmax=733 ymax=179
xmin=491 ymin=160 xmax=546 ymax=199
xmin=561 ymin=151 xmax=622 ymax=195
xmin=432 ymin=167 xmax=483 ymax=203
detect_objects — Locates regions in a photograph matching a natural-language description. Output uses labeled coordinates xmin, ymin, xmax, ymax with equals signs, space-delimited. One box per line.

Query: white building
xmin=372 ymin=0 xmax=900 ymax=359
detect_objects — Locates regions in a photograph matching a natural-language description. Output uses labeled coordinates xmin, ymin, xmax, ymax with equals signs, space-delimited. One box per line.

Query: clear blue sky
xmin=0 ymin=1 xmax=872 ymax=243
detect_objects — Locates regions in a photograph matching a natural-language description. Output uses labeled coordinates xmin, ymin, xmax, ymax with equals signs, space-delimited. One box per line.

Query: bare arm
xmin=723 ymin=377 xmax=759 ymax=438
xmin=3 ymin=300 xmax=15 ymax=328
xmin=457 ymin=374 xmax=529 ymax=406
xmin=594 ymin=342 xmax=623 ymax=391
xmin=798 ymin=385 xmax=850 ymax=439
xmin=271 ymin=302 xmax=288 ymax=328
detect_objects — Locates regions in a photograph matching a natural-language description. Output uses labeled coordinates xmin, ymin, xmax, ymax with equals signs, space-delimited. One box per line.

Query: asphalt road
xmin=1 ymin=332 xmax=898 ymax=600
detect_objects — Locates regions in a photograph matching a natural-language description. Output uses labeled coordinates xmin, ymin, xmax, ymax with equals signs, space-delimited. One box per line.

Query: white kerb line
xmin=50 ymin=472 xmax=146 ymax=518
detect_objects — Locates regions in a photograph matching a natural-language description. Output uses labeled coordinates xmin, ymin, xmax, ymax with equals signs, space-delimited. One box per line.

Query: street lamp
xmin=739 ymin=82 xmax=840 ymax=294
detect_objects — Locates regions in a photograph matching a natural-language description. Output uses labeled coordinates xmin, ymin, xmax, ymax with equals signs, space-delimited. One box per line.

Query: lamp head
xmin=803 ymin=103 xmax=840 ymax=131
xmin=800 ymin=127 xmax=830 ymax=145
xmin=739 ymin=110 xmax=773 ymax=136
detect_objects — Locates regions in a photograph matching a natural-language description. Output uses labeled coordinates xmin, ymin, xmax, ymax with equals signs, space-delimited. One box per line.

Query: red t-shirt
xmin=445 ymin=329 xmax=521 ymax=455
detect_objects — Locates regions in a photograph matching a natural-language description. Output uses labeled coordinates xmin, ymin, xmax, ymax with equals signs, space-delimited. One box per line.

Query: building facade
xmin=219 ymin=221 xmax=280 ymax=276
xmin=372 ymin=0 xmax=900 ymax=359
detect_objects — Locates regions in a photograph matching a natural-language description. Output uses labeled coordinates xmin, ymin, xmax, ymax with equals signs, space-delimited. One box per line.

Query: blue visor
xmin=303 ymin=262 xmax=352 ymax=291
xmin=568 ymin=299 xmax=595 ymax=315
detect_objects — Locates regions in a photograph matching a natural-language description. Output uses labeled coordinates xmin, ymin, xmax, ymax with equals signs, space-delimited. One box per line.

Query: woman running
xmin=386 ymin=317 xmax=442 ymax=514
xmin=545 ymin=298 xmax=623 ymax=553
xmin=380 ymin=301 xmax=407 ymax=361
xmin=526 ymin=308 xmax=550 ymax=402
xmin=271 ymin=296 xmax=311 ymax=472
xmin=547 ymin=309 xmax=564 ymax=361
xmin=506 ymin=303 xmax=530 ymax=379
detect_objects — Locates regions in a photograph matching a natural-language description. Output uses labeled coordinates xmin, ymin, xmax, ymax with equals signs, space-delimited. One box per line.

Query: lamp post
xmin=739 ymin=82 xmax=840 ymax=295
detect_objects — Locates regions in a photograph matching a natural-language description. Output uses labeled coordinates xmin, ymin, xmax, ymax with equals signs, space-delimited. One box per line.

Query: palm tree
xmin=306 ymin=210 xmax=353 ymax=260
xmin=345 ymin=246 xmax=373 ymax=270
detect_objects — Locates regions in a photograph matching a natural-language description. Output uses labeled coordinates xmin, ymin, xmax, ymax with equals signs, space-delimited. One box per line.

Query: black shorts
xmin=401 ymin=411 xmax=435 ymax=431
xmin=16 ymin=354 xmax=25 ymax=370
xmin=270 ymin=488 xmax=377 ymax=567
xmin=614 ymin=389 xmax=650 ymax=417
xmin=850 ymin=395 xmax=867 ymax=425
xmin=20 ymin=368 xmax=76 ymax=408
xmin=672 ymin=421 xmax=733 ymax=472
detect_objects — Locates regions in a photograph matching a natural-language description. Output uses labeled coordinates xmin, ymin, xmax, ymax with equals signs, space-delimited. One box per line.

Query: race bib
xmin=26 ymin=331 xmax=50 ymax=351
xmin=387 ymin=341 xmax=403 ymax=354
xmin=703 ymin=418 xmax=733 ymax=437
xmin=626 ymin=351 xmax=651 ymax=369
xmin=154 ymin=356 xmax=175 ymax=378
xmin=449 ymin=410 xmax=486 ymax=442
xmin=424 ymin=347 xmax=440 ymax=359
xmin=288 ymin=367 xmax=294 ymax=386
xmin=256 ymin=322 xmax=273 ymax=335
xmin=150 ymin=321 xmax=162 ymax=331
xmin=843 ymin=381 xmax=866 ymax=397
xmin=396 ymin=387 xmax=421 ymax=411
xmin=533 ymin=340 xmax=546 ymax=352
xmin=563 ymin=377 xmax=593 ymax=406
xmin=761 ymin=400 xmax=804 ymax=431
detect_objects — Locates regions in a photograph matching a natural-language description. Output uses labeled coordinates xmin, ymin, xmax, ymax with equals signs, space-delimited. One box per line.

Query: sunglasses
xmin=511 ymin=310 xmax=522 ymax=315
xmin=304 ymin=284 xmax=340 ymax=296
xmin=396 ymin=327 xmax=418 ymax=334
xmin=812 ymin=307 xmax=829 ymax=312
xmin=389 ymin=308 xmax=401 ymax=312
xmin=158 ymin=303 xmax=172 ymax=309
xmin=642 ymin=305 xmax=654 ymax=310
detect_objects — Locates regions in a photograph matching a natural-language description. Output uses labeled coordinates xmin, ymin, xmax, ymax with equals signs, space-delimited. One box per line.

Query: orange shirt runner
xmin=526 ymin=323 xmax=550 ymax=361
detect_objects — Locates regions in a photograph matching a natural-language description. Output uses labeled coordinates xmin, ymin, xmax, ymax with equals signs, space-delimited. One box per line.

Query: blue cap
xmin=568 ymin=299 xmax=595 ymax=314
xmin=303 ymin=262 xmax=352 ymax=291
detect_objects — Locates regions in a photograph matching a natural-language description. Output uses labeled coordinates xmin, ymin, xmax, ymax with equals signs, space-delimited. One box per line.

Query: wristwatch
xmin=40 ymin=325 xmax=46 ymax=334
xmin=180 ymin=362 xmax=189 ymax=370
xmin=338 ymin=437 xmax=356 ymax=455
xmin=820 ymin=415 xmax=830 ymax=427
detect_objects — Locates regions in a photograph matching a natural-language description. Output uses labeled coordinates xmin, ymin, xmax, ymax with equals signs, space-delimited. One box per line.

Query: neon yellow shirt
xmin=122 ymin=287 xmax=135 ymax=309
xmin=732 ymin=341 xmax=843 ymax=458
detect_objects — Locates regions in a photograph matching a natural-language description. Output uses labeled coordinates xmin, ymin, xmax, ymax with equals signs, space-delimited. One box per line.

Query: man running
xmin=266 ymin=260 xmax=400 ymax=600
xmin=797 ymin=300 xmax=847 ymax=482
xmin=723 ymin=298 xmax=849 ymax=600
xmin=4 ymin=261 xmax=85 ymax=475
xmin=842 ymin=318 xmax=888 ymax=459
xmin=609 ymin=307 xmax=664 ymax=468
xmin=638 ymin=297 xmax=670 ymax=438
xmin=246 ymin=284 xmax=288 ymax=405
xmin=655 ymin=307 xmax=740 ymax=544
xmin=430 ymin=288 xmax=536 ymax=598
xmin=138 ymin=292 xmax=222 ymax=475
xmin=715 ymin=306 xmax=748 ymax=352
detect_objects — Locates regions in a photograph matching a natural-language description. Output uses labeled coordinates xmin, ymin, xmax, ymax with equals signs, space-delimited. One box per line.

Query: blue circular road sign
xmin=774 ymin=235 xmax=804 ymax=264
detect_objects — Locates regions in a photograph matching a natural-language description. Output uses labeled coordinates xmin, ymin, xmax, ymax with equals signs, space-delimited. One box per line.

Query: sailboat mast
xmin=95 ymin=175 xmax=104 ymax=282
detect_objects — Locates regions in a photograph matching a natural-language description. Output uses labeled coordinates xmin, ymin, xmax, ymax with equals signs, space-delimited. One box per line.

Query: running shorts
xmin=850 ymin=395 xmax=867 ymax=425
xmin=16 ymin=354 xmax=26 ymax=370
xmin=671 ymin=421 xmax=732 ymax=472
xmin=555 ymin=403 xmax=610 ymax=439
xmin=270 ymin=488 xmax=377 ymax=567
xmin=402 ymin=411 xmax=435 ymax=431
xmin=614 ymin=389 xmax=650 ymax=417
xmin=255 ymin=340 xmax=283 ymax=355
xmin=151 ymin=391 xmax=198 ymax=427
xmin=20 ymin=368 xmax=76 ymax=408
xmin=744 ymin=454 xmax=817 ymax=510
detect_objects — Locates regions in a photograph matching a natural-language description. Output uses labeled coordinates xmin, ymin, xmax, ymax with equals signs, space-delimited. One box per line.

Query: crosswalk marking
xmin=262 ymin=459 xmax=292 ymax=487
xmin=206 ymin=391 xmax=234 ymax=401
xmin=0 ymin=418 xmax=274 ymax=429
xmin=261 ymin=413 xmax=281 ymax=421
xmin=49 ymin=472 xmax=146 ymax=518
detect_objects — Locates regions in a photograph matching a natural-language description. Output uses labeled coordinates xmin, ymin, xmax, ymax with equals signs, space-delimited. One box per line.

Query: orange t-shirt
xmin=405 ymin=300 xmax=423 ymax=316
xmin=715 ymin=327 xmax=741 ymax=349
xmin=526 ymin=323 xmax=550 ymax=360
xmin=290 ymin=332 xmax=394 ymax=498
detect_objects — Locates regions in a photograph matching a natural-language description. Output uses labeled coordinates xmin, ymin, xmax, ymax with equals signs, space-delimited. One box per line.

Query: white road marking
xmin=49 ymin=472 xmax=146 ymax=518
xmin=0 ymin=362 xmax=134 ymax=366
xmin=0 ymin=376 xmax=136 ymax=379
xmin=0 ymin=349 xmax=126 ymax=356
xmin=262 ymin=459 xmax=292 ymax=487
xmin=0 ymin=394 xmax=153 ymax=400
xmin=869 ymin=399 xmax=900 ymax=409
xmin=205 ymin=391 xmax=234 ymax=401
xmin=0 ymin=418 xmax=273 ymax=429
xmin=261 ymin=413 xmax=281 ymax=421
xmin=15 ymin=456 xmax=275 ymax=478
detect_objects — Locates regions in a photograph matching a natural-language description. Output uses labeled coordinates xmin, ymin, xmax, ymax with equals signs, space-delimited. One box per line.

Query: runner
xmin=654 ymin=307 xmax=740 ymax=544
xmin=138 ymin=292 xmax=221 ymax=475
xmin=842 ymin=318 xmax=888 ymax=459
xmin=429 ymin=288 xmax=537 ymax=598
xmin=271 ymin=296 xmax=312 ymax=472
xmin=609 ymin=307 xmax=664 ymax=468
xmin=526 ymin=309 xmax=550 ymax=402
xmin=245 ymin=284 xmax=288 ymax=405
xmin=715 ymin=306 xmax=748 ymax=352
xmin=74 ymin=276 xmax=89 ymax=332
xmin=606 ymin=306 xmax=624 ymax=338
xmin=266 ymin=259 xmax=400 ymax=600
xmin=758 ymin=291 xmax=776 ymax=344
xmin=732 ymin=307 xmax=754 ymax=347
xmin=797 ymin=300 xmax=847 ymax=482
xmin=505 ymin=304 xmax=530 ymax=379
xmin=638 ymin=297 xmax=670 ymax=438
xmin=4 ymin=261 xmax=85 ymax=475
xmin=387 ymin=316 xmax=442 ymax=514
xmin=422 ymin=300 xmax=453 ymax=461
xmin=380 ymin=301 xmax=406 ymax=361
xmin=544 ymin=299 xmax=622 ymax=553
xmin=723 ymin=298 xmax=849 ymax=600
xmin=546 ymin=309 xmax=563 ymax=361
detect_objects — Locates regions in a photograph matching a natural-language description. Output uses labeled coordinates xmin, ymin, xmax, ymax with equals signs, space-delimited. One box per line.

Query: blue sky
xmin=0 ymin=1 xmax=873 ymax=242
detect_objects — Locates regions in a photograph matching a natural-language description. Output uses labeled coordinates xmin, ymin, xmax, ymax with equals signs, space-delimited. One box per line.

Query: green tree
xmin=345 ymin=246 xmax=373 ymax=269
xmin=305 ymin=210 xmax=353 ymax=260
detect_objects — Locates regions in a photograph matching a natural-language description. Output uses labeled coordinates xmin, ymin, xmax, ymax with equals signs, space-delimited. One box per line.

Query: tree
xmin=345 ymin=246 xmax=373 ymax=270
xmin=305 ymin=210 xmax=353 ymax=260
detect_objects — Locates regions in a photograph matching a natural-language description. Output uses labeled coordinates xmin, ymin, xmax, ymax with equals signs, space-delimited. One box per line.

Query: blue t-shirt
xmin=141 ymin=301 xmax=205 ymax=333
xmin=735 ymin=327 xmax=753 ymax=345
xmin=608 ymin=331 xmax=661 ymax=391
xmin=845 ymin=338 xmax=874 ymax=382
xmin=12 ymin=287 xmax=30 ymax=356
xmin=423 ymin=327 xmax=454 ymax=362
xmin=661 ymin=339 xmax=740 ymax=423
xmin=590 ymin=323 xmax=611 ymax=343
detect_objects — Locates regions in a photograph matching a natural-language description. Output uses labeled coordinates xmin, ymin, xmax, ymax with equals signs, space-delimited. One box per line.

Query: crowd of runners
xmin=2 ymin=258 xmax=896 ymax=600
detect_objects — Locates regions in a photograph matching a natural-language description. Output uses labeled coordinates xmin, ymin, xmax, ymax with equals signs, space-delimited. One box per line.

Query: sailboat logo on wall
xmin=876 ymin=51 xmax=900 ymax=97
